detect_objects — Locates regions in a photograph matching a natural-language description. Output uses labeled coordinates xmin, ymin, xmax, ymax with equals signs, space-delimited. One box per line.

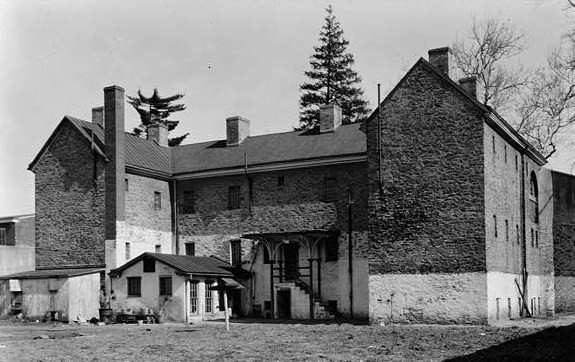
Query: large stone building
xmin=4 ymin=46 xmax=575 ymax=324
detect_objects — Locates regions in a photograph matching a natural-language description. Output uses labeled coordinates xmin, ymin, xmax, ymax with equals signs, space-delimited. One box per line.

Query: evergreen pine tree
xmin=298 ymin=5 xmax=370 ymax=130
xmin=128 ymin=88 xmax=190 ymax=146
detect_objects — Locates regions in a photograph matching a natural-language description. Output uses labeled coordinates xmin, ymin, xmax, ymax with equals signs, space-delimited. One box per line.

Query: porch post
xmin=316 ymin=258 xmax=321 ymax=301
xmin=308 ymin=258 xmax=314 ymax=320
xmin=270 ymin=259 xmax=275 ymax=319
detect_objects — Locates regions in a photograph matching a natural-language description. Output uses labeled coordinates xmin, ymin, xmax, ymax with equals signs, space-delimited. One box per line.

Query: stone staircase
xmin=280 ymin=280 xmax=336 ymax=320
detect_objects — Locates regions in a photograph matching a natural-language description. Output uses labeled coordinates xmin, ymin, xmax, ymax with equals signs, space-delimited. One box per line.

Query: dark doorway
xmin=277 ymin=289 xmax=291 ymax=318
xmin=283 ymin=243 xmax=299 ymax=281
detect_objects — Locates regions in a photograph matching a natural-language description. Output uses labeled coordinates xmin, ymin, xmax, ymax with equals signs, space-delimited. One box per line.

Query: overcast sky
xmin=0 ymin=0 xmax=572 ymax=216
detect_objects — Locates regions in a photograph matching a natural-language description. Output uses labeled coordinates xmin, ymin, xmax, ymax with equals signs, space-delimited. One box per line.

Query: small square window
xmin=127 ymin=277 xmax=141 ymax=297
xmin=182 ymin=190 xmax=195 ymax=214
xmin=144 ymin=258 xmax=155 ymax=273
xmin=185 ymin=242 xmax=195 ymax=256
xmin=154 ymin=192 xmax=162 ymax=210
xmin=278 ymin=176 xmax=285 ymax=187
xmin=323 ymin=177 xmax=337 ymax=202
xmin=228 ymin=186 xmax=241 ymax=210
xmin=159 ymin=277 xmax=172 ymax=296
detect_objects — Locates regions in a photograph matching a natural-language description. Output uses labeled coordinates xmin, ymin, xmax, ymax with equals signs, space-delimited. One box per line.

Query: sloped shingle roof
xmin=0 ymin=268 xmax=103 ymax=280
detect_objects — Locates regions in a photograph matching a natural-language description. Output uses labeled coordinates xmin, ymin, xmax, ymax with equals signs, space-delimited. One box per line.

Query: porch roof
xmin=241 ymin=230 xmax=340 ymax=240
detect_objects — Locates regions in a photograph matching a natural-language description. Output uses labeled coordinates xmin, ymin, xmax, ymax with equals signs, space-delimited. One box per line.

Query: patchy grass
xmin=0 ymin=319 xmax=574 ymax=361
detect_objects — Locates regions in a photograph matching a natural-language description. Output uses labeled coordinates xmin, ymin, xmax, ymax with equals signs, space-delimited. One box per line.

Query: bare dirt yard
xmin=1 ymin=316 xmax=575 ymax=361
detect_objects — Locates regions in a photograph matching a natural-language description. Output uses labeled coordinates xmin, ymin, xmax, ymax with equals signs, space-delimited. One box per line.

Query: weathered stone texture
xmin=552 ymin=171 xmax=575 ymax=277
xmin=367 ymin=64 xmax=486 ymax=274
xmin=125 ymin=173 xmax=171 ymax=232
xmin=33 ymin=122 xmax=106 ymax=269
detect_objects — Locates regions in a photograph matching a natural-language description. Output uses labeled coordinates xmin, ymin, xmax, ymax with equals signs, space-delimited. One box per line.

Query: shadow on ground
xmin=447 ymin=323 xmax=575 ymax=361
xmin=207 ymin=317 xmax=369 ymax=326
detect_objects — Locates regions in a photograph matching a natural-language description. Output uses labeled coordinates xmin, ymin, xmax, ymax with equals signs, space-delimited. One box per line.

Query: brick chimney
xmin=226 ymin=116 xmax=250 ymax=146
xmin=104 ymin=85 xmax=125 ymax=241
xmin=458 ymin=76 xmax=482 ymax=101
xmin=147 ymin=123 xmax=169 ymax=147
xmin=319 ymin=103 xmax=342 ymax=133
xmin=428 ymin=47 xmax=455 ymax=79
xmin=92 ymin=106 xmax=104 ymax=127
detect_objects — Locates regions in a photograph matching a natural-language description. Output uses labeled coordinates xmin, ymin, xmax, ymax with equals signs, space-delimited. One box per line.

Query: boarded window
xmin=185 ymin=243 xmax=195 ymax=256
xmin=190 ymin=281 xmax=198 ymax=313
xmin=182 ymin=190 xmax=195 ymax=214
xmin=231 ymin=240 xmax=242 ymax=266
xmin=324 ymin=236 xmax=339 ymax=262
xmin=127 ymin=277 xmax=141 ymax=297
xmin=228 ymin=186 xmax=241 ymax=210
xmin=323 ymin=177 xmax=337 ymax=202
xmin=154 ymin=191 xmax=162 ymax=210
xmin=144 ymin=258 xmax=155 ymax=273
xmin=159 ymin=277 xmax=172 ymax=296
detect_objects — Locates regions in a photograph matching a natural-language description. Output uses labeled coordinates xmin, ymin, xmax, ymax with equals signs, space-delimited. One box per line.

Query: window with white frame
xmin=205 ymin=281 xmax=214 ymax=313
xmin=190 ymin=281 xmax=198 ymax=313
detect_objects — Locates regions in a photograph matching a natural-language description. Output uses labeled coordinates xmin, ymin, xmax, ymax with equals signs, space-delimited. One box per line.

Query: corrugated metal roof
xmin=171 ymin=123 xmax=366 ymax=175
xmin=0 ymin=268 xmax=103 ymax=280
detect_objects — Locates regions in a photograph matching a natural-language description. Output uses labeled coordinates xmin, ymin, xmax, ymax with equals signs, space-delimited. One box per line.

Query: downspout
xmin=520 ymin=150 xmax=528 ymax=317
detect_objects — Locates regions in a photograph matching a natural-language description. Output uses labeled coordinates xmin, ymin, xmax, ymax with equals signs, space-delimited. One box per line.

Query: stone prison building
xmin=2 ymin=46 xmax=575 ymax=324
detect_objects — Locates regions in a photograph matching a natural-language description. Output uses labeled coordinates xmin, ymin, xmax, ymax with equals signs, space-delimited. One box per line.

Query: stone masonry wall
xmin=367 ymin=63 xmax=486 ymax=275
xmin=177 ymin=163 xmax=368 ymax=262
xmin=33 ymin=122 xmax=106 ymax=269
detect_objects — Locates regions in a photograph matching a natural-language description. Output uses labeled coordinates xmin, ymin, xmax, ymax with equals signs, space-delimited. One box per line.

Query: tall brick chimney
xmin=147 ymin=123 xmax=169 ymax=147
xmin=428 ymin=47 xmax=455 ymax=79
xmin=319 ymin=103 xmax=342 ymax=133
xmin=458 ymin=76 xmax=482 ymax=101
xmin=226 ymin=116 xmax=250 ymax=146
xmin=92 ymin=106 xmax=104 ymax=127
xmin=104 ymin=85 xmax=125 ymax=241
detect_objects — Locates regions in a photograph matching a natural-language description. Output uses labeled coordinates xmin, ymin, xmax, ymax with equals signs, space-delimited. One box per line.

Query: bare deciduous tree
xmin=452 ymin=18 xmax=527 ymax=112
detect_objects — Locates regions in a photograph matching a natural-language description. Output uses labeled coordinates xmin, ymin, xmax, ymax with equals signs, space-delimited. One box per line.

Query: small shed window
xmin=182 ymin=190 xmax=195 ymax=214
xmin=154 ymin=192 xmax=162 ymax=210
xmin=228 ymin=186 xmax=241 ymax=210
xmin=185 ymin=242 xmax=195 ymax=256
xmin=144 ymin=258 xmax=156 ymax=273
xmin=159 ymin=277 xmax=172 ymax=296
xmin=127 ymin=277 xmax=141 ymax=297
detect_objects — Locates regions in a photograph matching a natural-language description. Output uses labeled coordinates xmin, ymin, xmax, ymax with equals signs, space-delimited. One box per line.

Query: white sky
xmin=0 ymin=0 xmax=573 ymax=216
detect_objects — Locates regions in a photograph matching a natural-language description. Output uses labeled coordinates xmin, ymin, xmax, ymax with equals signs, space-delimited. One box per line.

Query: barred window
xmin=154 ymin=191 xmax=162 ymax=210
xmin=182 ymin=190 xmax=195 ymax=214
xmin=185 ymin=242 xmax=195 ymax=256
xmin=323 ymin=177 xmax=337 ymax=202
xmin=127 ymin=277 xmax=141 ymax=297
xmin=159 ymin=277 xmax=172 ymax=296
xmin=190 ymin=281 xmax=198 ymax=313
xmin=231 ymin=239 xmax=242 ymax=266
xmin=228 ymin=186 xmax=241 ymax=210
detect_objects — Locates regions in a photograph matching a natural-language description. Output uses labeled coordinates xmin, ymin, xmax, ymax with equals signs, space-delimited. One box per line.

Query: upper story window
xmin=231 ymin=239 xmax=242 ymax=266
xmin=278 ymin=176 xmax=285 ymax=187
xmin=182 ymin=190 xmax=195 ymax=214
xmin=323 ymin=177 xmax=337 ymax=202
xmin=185 ymin=242 xmax=195 ymax=256
xmin=228 ymin=186 xmax=241 ymax=210
xmin=154 ymin=191 xmax=162 ymax=210
xmin=125 ymin=178 xmax=129 ymax=192
xmin=530 ymin=172 xmax=539 ymax=224
xmin=144 ymin=258 xmax=156 ymax=273
xmin=155 ymin=244 xmax=161 ymax=253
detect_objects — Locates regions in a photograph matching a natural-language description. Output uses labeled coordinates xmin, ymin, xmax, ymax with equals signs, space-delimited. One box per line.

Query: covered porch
xmin=242 ymin=230 xmax=341 ymax=320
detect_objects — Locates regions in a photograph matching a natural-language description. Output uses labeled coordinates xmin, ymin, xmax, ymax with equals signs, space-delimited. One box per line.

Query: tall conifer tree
xmin=298 ymin=5 xmax=370 ymax=130
xmin=128 ymin=88 xmax=189 ymax=146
